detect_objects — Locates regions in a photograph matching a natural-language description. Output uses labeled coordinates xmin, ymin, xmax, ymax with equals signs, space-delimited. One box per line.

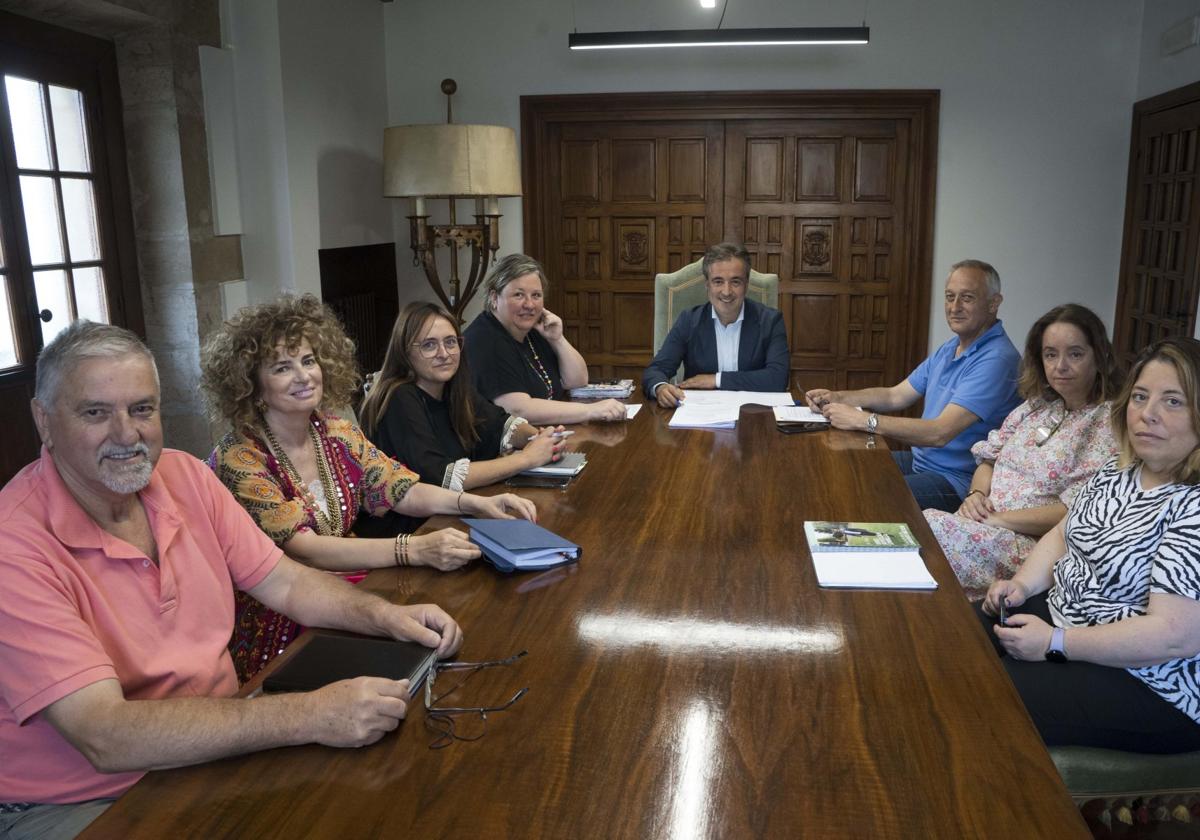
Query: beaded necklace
xmin=260 ymin=415 xmax=347 ymax=536
xmin=524 ymin=336 xmax=555 ymax=399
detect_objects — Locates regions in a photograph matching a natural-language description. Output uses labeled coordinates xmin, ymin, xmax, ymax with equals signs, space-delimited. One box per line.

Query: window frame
xmin=0 ymin=11 xmax=144 ymax=381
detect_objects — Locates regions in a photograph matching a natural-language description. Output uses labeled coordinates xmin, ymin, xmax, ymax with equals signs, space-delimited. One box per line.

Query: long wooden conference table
xmin=83 ymin=402 xmax=1087 ymax=838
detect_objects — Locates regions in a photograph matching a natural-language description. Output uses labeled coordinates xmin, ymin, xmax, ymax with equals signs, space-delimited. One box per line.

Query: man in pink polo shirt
xmin=0 ymin=322 xmax=464 ymax=840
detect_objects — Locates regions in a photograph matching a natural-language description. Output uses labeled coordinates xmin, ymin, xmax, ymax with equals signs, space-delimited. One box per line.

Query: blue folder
xmin=462 ymin=518 xmax=581 ymax=573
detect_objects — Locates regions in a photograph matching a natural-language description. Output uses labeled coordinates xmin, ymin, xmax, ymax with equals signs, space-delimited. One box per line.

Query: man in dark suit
xmin=642 ymin=242 xmax=790 ymax=406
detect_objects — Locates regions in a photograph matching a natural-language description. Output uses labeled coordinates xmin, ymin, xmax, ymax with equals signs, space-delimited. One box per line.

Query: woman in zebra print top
xmin=978 ymin=337 xmax=1200 ymax=752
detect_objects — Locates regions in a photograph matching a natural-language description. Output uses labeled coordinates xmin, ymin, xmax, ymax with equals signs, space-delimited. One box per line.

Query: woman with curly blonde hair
xmin=201 ymin=295 xmax=536 ymax=680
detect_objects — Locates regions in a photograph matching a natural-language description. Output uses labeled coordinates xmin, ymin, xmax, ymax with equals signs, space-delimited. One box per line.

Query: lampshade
xmin=382 ymin=124 xmax=522 ymax=197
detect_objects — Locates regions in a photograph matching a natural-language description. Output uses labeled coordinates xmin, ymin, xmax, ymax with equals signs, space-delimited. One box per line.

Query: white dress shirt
xmin=712 ymin=304 xmax=744 ymax=388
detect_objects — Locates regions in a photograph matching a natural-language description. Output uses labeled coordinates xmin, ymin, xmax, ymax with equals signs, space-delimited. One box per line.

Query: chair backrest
xmin=652 ymin=259 xmax=781 ymax=357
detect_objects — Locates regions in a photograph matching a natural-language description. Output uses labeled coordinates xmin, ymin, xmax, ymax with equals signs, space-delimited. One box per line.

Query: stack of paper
xmin=773 ymin=405 xmax=829 ymax=425
xmin=668 ymin=390 xmax=794 ymax=429
xmin=803 ymin=521 xmax=937 ymax=590
xmin=521 ymin=452 xmax=587 ymax=477
xmin=571 ymin=379 xmax=634 ymax=399
xmin=681 ymin=390 xmax=794 ymax=408
xmin=668 ymin=404 xmax=738 ymax=429
xmin=463 ymin=518 xmax=581 ymax=573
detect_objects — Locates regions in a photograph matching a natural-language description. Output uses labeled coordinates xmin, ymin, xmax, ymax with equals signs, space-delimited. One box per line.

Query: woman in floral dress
xmin=925 ymin=304 xmax=1121 ymax=599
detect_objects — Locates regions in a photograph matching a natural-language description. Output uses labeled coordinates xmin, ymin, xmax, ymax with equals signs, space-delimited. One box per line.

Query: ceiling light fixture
xmin=568 ymin=26 xmax=869 ymax=50
xmin=699 ymin=0 xmax=717 ymax=7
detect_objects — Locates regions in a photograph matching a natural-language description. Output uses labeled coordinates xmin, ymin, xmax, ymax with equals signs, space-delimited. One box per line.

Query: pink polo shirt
xmin=0 ymin=448 xmax=282 ymax=803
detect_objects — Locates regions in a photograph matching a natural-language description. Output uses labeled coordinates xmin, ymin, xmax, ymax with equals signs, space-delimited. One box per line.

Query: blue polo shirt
xmin=906 ymin=320 xmax=1021 ymax=496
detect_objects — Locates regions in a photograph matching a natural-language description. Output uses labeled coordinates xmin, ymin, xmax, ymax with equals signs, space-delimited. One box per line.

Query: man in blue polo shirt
xmin=804 ymin=259 xmax=1020 ymax=512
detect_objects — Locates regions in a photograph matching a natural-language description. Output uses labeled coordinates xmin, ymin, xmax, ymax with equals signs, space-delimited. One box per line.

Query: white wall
xmin=382 ymin=0 xmax=1143 ymax=354
xmin=1138 ymin=0 xmax=1200 ymax=100
xmin=226 ymin=0 xmax=296 ymax=303
xmin=225 ymin=0 xmax=391 ymax=302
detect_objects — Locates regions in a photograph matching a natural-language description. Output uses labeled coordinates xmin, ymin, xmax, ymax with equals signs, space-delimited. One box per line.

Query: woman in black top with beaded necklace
xmin=463 ymin=254 xmax=627 ymax=425
xmin=361 ymin=301 xmax=568 ymax=490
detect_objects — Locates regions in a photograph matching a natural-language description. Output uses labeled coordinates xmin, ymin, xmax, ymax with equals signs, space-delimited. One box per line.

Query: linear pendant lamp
xmin=568 ymin=26 xmax=869 ymax=50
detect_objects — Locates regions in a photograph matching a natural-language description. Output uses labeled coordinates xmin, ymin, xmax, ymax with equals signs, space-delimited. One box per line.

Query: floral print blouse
xmin=924 ymin=398 xmax=1116 ymax=599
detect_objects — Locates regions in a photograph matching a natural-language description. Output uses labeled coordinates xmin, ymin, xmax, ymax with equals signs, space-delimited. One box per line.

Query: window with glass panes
xmin=4 ymin=75 xmax=110 ymax=355
xmin=0 ymin=12 xmax=142 ymax=484
xmin=0 ymin=13 xmax=140 ymax=380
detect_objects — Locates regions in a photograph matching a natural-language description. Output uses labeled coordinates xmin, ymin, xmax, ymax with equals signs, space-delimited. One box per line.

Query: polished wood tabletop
xmin=84 ymin=403 xmax=1086 ymax=839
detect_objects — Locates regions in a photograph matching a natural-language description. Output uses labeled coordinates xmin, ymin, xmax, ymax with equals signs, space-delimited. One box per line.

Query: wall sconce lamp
xmin=383 ymin=80 xmax=522 ymax=320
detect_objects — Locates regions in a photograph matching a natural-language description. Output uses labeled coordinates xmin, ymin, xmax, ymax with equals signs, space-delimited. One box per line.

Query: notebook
xmin=521 ymin=452 xmax=587 ymax=476
xmin=462 ymin=518 xmax=581 ymax=572
xmin=262 ymin=633 xmax=438 ymax=693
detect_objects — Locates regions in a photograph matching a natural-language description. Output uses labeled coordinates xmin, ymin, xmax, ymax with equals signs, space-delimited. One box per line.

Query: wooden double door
xmin=521 ymin=92 xmax=939 ymax=391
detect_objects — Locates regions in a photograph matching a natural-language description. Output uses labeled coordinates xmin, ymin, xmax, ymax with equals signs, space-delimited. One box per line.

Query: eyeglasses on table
xmin=423 ymin=649 xmax=529 ymax=749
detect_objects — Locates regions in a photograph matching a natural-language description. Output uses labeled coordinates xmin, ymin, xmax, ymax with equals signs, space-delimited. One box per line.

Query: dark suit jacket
xmin=641 ymin=299 xmax=790 ymax=399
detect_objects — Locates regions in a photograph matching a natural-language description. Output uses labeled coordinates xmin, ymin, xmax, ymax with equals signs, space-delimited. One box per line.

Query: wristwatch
xmin=1044 ymin=627 xmax=1068 ymax=663
xmin=866 ymin=413 xmax=879 ymax=433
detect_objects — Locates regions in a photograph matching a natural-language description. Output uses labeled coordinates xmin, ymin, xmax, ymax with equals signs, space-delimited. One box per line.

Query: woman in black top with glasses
xmin=361 ymin=301 xmax=567 ymax=491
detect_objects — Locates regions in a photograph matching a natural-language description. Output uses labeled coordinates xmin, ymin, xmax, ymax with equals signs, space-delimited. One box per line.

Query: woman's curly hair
xmin=200 ymin=294 xmax=361 ymax=431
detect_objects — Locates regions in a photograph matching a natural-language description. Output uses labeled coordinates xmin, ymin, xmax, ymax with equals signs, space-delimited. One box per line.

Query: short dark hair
xmin=701 ymin=242 xmax=751 ymax=279
xmin=1018 ymin=304 xmax=1122 ymax=404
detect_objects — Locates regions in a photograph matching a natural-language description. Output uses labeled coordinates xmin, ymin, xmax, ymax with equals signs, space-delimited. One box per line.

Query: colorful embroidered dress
xmin=208 ymin=412 xmax=418 ymax=681
xmin=924 ymin=398 xmax=1116 ymax=599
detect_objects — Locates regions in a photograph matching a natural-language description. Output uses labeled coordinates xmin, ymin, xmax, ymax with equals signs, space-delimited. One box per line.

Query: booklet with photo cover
xmin=803 ymin=521 xmax=935 ymax=590
xmin=804 ymin=521 xmax=919 ymax=551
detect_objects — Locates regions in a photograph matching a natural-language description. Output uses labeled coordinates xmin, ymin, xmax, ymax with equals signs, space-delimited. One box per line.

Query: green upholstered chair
xmin=1050 ymin=746 xmax=1200 ymax=799
xmin=652 ymin=260 xmax=781 ymax=380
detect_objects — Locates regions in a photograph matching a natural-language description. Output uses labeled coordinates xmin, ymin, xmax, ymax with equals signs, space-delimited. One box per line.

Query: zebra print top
xmin=1048 ymin=459 xmax=1200 ymax=723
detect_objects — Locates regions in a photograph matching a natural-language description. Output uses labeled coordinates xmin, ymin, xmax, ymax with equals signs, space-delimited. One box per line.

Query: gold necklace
xmin=260 ymin=417 xmax=346 ymax=536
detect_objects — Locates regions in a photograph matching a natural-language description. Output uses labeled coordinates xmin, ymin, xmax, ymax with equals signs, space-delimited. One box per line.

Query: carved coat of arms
xmin=802 ymin=229 xmax=831 ymax=268
xmin=621 ymin=231 xmax=648 ymax=265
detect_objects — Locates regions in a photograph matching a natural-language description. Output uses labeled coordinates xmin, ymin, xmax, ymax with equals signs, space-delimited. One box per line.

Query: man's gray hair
xmin=950 ymin=259 xmax=1001 ymax=297
xmin=35 ymin=320 xmax=157 ymax=406
xmin=701 ymin=242 xmax=752 ymax=279
xmin=483 ymin=254 xmax=549 ymax=311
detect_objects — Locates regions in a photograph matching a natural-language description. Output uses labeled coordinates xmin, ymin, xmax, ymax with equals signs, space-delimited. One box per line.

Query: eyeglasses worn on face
xmin=412 ymin=336 xmax=463 ymax=358
xmin=424 ymin=650 xmax=528 ymax=749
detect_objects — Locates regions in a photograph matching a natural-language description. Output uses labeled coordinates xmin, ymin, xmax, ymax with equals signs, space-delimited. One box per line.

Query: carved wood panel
xmin=726 ymin=119 xmax=912 ymax=392
xmin=522 ymin=93 xmax=938 ymax=385
xmin=545 ymin=120 xmax=724 ymax=379
xmin=1115 ymin=83 xmax=1200 ymax=359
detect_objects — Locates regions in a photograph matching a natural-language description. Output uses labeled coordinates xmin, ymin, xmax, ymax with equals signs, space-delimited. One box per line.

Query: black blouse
xmin=371 ymin=382 xmax=513 ymax=488
xmin=463 ymin=310 xmax=564 ymax=402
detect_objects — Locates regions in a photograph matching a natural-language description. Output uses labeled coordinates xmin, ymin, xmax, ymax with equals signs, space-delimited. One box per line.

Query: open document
xmin=668 ymin=390 xmax=793 ymax=429
xmin=773 ymin=405 xmax=829 ymax=425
